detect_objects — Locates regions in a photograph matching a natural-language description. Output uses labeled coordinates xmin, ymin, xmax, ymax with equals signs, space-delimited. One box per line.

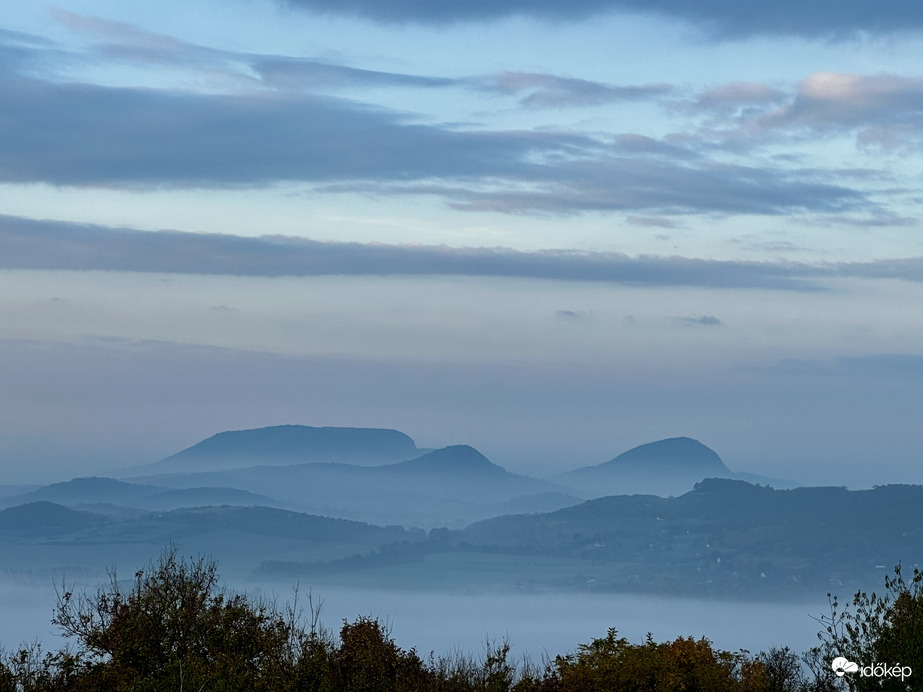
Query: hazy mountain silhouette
xmin=0 ymin=501 xmax=419 ymax=581
xmin=555 ymin=437 xmax=791 ymax=497
xmin=128 ymin=445 xmax=574 ymax=527
xmin=134 ymin=425 xmax=421 ymax=473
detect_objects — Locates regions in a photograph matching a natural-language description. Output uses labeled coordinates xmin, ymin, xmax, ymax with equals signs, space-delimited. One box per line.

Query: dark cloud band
xmin=0 ymin=213 xmax=888 ymax=291
xmin=278 ymin=0 xmax=923 ymax=37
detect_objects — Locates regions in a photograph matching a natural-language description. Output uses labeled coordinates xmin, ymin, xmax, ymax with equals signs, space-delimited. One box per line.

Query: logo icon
xmin=831 ymin=657 xmax=859 ymax=677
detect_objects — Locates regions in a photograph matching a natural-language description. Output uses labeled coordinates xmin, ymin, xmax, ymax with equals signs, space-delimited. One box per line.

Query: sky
xmin=1 ymin=1 xmax=923 ymax=486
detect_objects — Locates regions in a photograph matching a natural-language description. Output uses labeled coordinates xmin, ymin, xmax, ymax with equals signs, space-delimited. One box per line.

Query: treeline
xmin=1 ymin=550 xmax=920 ymax=691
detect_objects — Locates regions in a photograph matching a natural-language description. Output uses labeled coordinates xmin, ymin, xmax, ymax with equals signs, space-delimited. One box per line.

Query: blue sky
xmin=2 ymin=1 xmax=923 ymax=485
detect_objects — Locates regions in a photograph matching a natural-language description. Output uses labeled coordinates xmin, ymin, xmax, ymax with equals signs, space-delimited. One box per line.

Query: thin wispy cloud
xmin=483 ymin=72 xmax=673 ymax=108
xmin=48 ymin=9 xmax=460 ymax=92
xmin=49 ymin=10 xmax=661 ymax=103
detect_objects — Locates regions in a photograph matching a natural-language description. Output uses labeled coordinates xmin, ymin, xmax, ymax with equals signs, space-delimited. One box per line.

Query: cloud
xmin=678 ymin=315 xmax=722 ymax=326
xmin=10 ymin=213 xmax=923 ymax=287
xmin=0 ymin=214 xmax=822 ymax=290
xmin=1 ymin=21 xmax=907 ymax=219
xmin=483 ymin=72 xmax=672 ymax=108
xmin=1 ymin=16 xmax=906 ymax=219
xmin=802 ymin=214 xmax=919 ymax=228
xmin=0 ymin=27 xmax=68 ymax=78
xmin=828 ymin=256 xmax=923 ymax=282
xmin=0 ymin=77 xmax=555 ymax=187
xmin=626 ymin=216 xmax=679 ymax=229
xmin=48 ymin=9 xmax=462 ymax=93
xmin=611 ymin=134 xmax=698 ymax=159
xmin=432 ymin=157 xmax=863 ymax=216
xmin=52 ymin=9 xmax=460 ymax=93
xmin=765 ymin=73 xmax=923 ymax=137
xmin=276 ymin=0 xmax=923 ymax=37
xmin=682 ymin=82 xmax=789 ymax=123
xmin=253 ymin=58 xmax=456 ymax=90
xmin=687 ymin=73 xmax=923 ymax=152
xmin=47 ymin=10 xmax=671 ymax=105
xmin=4 ymin=215 xmax=916 ymax=289
xmin=693 ymin=82 xmax=788 ymax=111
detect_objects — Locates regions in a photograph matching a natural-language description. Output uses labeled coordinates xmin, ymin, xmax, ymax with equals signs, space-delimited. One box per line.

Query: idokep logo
xmin=831 ymin=657 xmax=858 ymax=677
xmin=831 ymin=656 xmax=912 ymax=681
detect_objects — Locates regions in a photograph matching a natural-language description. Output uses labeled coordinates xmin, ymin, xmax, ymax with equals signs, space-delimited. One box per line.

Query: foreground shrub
xmin=550 ymin=628 xmax=767 ymax=691
xmin=48 ymin=548 xmax=302 ymax=691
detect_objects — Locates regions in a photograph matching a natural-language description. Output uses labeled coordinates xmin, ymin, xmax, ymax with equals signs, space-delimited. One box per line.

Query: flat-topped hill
xmin=145 ymin=425 xmax=420 ymax=472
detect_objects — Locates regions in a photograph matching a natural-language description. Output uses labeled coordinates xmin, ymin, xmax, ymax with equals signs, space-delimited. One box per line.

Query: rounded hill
xmin=602 ymin=437 xmax=728 ymax=474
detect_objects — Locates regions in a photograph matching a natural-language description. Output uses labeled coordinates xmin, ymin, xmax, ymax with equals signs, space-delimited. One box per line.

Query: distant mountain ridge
xmin=457 ymin=478 xmax=923 ymax=595
xmin=98 ymin=427 xmax=796 ymax=525
xmin=125 ymin=441 xmax=579 ymax=527
xmin=273 ymin=478 xmax=922 ymax=597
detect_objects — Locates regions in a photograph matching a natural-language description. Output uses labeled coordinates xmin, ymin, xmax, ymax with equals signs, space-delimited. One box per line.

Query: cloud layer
xmin=278 ymin=0 xmax=923 ymax=36
xmin=0 ymin=75 xmax=868 ymax=216
xmin=2 ymin=19 xmax=917 ymax=222
xmin=5 ymin=214 xmax=923 ymax=290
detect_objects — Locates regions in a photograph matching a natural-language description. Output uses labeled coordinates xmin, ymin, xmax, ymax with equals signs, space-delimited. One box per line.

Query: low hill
xmin=382 ymin=445 xmax=507 ymax=477
xmin=137 ymin=425 xmax=421 ymax=473
xmin=0 ymin=477 xmax=287 ymax=514
xmin=0 ymin=501 xmax=110 ymax=536
xmin=0 ymin=477 xmax=166 ymax=509
xmin=139 ymin=487 xmax=287 ymax=511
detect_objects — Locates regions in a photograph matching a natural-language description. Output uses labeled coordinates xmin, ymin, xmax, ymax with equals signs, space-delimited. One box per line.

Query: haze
xmin=2 ymin=270 xmax=922 ymax=487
